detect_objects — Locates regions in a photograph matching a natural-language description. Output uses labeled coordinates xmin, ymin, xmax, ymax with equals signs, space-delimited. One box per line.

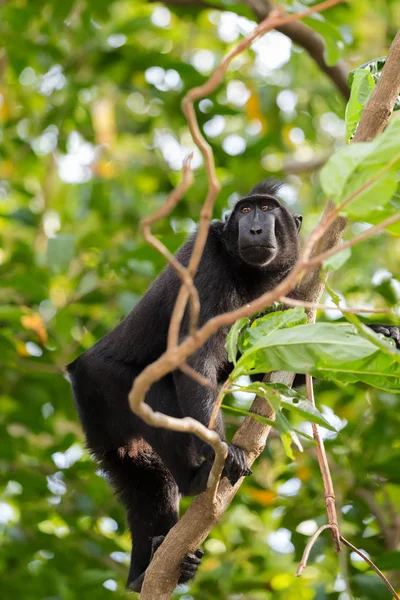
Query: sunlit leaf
xmin=225 ymin=317 xmax=250 ymax=365
xmin=345 ymin=68 xmax=375 ymax=141
xmin=320 ymin=119 xmax=400 ymax=218
xmin=233 ymin=382 xmax=337 ymax=431
xmin=234 ymin=321 xmax=400 ymax=392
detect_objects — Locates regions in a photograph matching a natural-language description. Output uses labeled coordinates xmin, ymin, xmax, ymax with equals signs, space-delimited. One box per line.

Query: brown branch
xmin=280 ymin=296 xmax=393 ymax=315
xmin=151 ymin=0 xmax=349 ymax=99
xmin=307 ymin=375 xmax=341 ymax=552
xmin=298 ymin=27 xmax=400 ymax=306
xmin=353 ymin=29 xmax=400 ymax=142
xmin=179 ymin=362 xmax=216 ymax=391
xmin=307 ymin=211 xmax=400 ymax=267
xmin=141 ymin=156 xmax=201 ymax=340
xmin=340 ymin=536 xmax=400 ymax=600
xmin=245 ymin=0 xmax=350 ymax=99
xmin=297 ymin=524 xmax=334 ymax=575
xmin=297 ymin=526 xmax=400 ymax=600
xmin=209 ymin=378 xmax=231 ymax=429
xmin=295 ymin=28 xmax=400 ymax=593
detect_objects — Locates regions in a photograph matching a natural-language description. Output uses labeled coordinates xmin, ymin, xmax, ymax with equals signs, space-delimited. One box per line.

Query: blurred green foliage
xmin=0 ymin=1 xmax=400 ymax=599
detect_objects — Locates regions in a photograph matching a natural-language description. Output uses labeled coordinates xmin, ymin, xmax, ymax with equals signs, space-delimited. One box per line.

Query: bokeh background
xmin=0 ymin=1 xmax=399 ymax=599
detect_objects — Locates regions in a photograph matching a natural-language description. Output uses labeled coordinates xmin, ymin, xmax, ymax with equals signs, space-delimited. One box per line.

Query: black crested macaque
xmin=67 ymin=179 xmax=399 ymax=592
xmin=68 ymin=179 xmax=301 ymax=591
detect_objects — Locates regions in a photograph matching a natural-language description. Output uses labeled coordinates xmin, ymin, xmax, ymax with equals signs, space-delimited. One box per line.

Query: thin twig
xmin=297 ymin=526 xmax=400 ymax=600
xmin=308 ymin=211 xmax=400 ymax=266
xmin=297 ymin=524 xmax=334 ymax=576
xmin=340 ymin=536 xmax=400 ymax=600
xmin=179 ymin=363 xmax=216 ymax=391
xmin=141 ymin=156 xmax=200 ymax=339
xmin=244 ymin=0 xmax=349 ymax=99
xmin=306 ymin=374 xmax=341 ymax=551
xmin=209 ymin=379 xmax=231 ymax=430
xmin=280 ymin=296 xmax=393 ymax=314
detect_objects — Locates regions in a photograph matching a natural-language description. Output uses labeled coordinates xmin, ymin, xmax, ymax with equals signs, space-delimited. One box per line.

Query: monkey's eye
xmin=241 ymin=206 xmax=251 ymax=214
xmin=261 ymin=205 xmax=270 ymax=211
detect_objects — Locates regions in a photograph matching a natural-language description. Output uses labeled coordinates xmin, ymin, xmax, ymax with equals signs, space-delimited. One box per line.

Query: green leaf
xmin=320 ymin=119 xmax=400 ymax=219
xmin=233 ymin=382 xmax=337 ymax=431
xmin=361 ymin=202 xmax=400 ymax=235
xmin=238 ymin=307 xmax=307 ymax=357
xmin=221 ymin=403 xmax=277 ymax=427
xmin=234 ymin=321 xmax=400 ymax=392
xmin=276 ymin=411 xmax=303 ymax=459
xmin=235 ymin=322 xmax=376 ymax=377
xmin=351 ymin=56 xmax=400 ymax=111
xmin=225 ymin=317 xmax=250 ymax=365
xmin=345 ymin=68 xmax=375 ymax=141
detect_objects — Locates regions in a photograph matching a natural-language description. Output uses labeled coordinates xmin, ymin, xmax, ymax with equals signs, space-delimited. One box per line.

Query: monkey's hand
xmin=203 ymin=443 xmax=252 ymax=486
xmin=368 ymin=324 xmax=400 ymax=349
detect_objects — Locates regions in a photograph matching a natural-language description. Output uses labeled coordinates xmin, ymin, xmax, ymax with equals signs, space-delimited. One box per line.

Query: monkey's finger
xmin=195 ymin=549 xmax=204 ymax=558
xmin=184 ymin=553 xmax=202 ymax=565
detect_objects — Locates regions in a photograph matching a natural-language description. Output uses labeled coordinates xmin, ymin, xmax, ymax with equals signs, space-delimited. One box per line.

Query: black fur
xmin=67 ymin=179 xmax=303 ymax=591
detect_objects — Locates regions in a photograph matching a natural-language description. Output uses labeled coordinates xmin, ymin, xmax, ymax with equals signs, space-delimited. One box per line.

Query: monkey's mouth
xmin=242 ymin=244 xmax=276 ymax=251
xmin=240 ymin=244 xmax=277 ymax=266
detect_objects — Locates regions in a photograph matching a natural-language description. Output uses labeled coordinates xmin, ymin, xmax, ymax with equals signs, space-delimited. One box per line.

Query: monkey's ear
xmin=294 ymin=214 xmax=303 ymax=232
xmin=223 ymin=210 xmax=232 ymax=223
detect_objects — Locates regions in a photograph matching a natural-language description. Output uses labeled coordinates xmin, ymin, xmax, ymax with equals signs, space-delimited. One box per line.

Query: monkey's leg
xmin=98 ymin=447 xmax=179 ymax=591
xmin=98 ymin=446 xmax=203 ymax=593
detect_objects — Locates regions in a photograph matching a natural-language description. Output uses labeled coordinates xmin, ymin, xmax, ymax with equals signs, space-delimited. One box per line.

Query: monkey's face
xmin=225 ymin=195 xmax=302 ymax=269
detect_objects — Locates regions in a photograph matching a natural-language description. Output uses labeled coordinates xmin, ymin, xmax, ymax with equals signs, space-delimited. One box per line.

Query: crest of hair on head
xmin=247 ymin=178 xmax=283 ymax=198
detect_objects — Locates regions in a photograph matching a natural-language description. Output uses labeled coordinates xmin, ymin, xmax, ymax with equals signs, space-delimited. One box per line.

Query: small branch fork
xmin=127 ymin=5 xmax=400 ymax=598
xmin=298 ymin=527 xmax=400 ymax=600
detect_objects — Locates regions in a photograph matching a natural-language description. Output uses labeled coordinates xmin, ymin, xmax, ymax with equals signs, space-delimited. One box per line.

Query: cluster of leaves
xmin=346 ymin=57 xmax=400 ymax=141
xmin=0 ymin=0 xmax=400 ymax=599
xmin=225 ymin=304 xmax=400 ymax=456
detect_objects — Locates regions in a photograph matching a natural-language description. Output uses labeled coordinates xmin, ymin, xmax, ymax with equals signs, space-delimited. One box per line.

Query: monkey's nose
xmin=250 ymin=227 xmax=262 ymax=235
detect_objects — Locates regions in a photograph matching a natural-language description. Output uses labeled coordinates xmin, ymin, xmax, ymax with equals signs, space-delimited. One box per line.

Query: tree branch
xmin=353 ymin=29 xmax=400 ymax=142
xmin=245 ymin=0 xmax=350 ymax=99
xmin=151 ymin=0 xmax=350 ymax=99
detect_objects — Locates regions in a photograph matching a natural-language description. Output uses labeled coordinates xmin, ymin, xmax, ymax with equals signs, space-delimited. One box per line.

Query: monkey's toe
xmin=178 ymin=549 xmax=204 ymax=584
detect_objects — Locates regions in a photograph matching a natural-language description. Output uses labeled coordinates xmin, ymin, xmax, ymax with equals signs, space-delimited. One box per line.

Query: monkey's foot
xmin=126 ymin=536 xmax=204 ymax=592
xmin=178 ymin=547 xmax=204 ymax=584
